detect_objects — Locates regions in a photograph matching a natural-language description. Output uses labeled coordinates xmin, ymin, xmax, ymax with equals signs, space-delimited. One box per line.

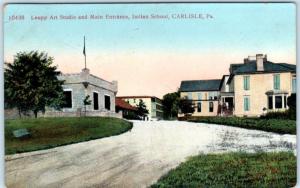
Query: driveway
xmin=5 ymin=120 xmax=296 ymax=188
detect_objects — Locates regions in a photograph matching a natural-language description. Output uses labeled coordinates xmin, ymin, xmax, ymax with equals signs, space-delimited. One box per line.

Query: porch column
xmin=281 ymin=94 xmax=284 ymax=109
xmin=272 ymin=95 xmax=275 ymax=110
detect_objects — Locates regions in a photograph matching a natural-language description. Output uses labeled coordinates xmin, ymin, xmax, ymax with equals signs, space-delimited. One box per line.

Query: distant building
xmin=178 ymin=79 xmax=221 ymax=117
xmin=118 ymin=96 xmax=163 ymax=120
xmin=115 ymin=98 xmax=137 ymax=118
xmin=178 ymin=54 xmax=296 ymax=117
xmin=43 ymin=68 xmax=120 ymax=118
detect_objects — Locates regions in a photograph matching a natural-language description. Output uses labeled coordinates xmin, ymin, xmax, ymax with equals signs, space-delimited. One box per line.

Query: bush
xmin=189 ymin=117 xmax=296 ymax=134
xmin=261 ymin=110 xmax=295 ymax=120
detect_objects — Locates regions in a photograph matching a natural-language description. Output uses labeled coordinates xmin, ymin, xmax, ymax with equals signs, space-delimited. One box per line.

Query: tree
xmin=178 ymin=98 xmax=195 ymax=116
xmin=162 ymin=92 xmax=180 ymax=119
xmin=136 ymin=99 xmax=149 ymax=120
xmin=83 ymin=95 xmax=92 ymax=116
xmin=287 ymin=93 xmax=296 ymax=120
xmin=5 ymin=51 xmax=64 ymax=118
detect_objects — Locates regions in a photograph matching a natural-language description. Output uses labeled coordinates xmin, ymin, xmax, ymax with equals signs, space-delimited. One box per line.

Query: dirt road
xmin=5 ymin=120 xmax=296 ymax=188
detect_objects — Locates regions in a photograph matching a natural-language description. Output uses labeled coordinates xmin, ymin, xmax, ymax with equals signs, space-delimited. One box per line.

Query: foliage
xmin=83 ymin=95 xmax=92 ymax=106
xmin=123 ymin=111 xmax=140 ymax=120
xmin=261 ymin=94 xmax=296 ymax=120
xmin=178 ymin=99 xmax=195 ymax=116
xmin=151 ymin=152 xmax=296 ymax=188
xmin=287 ymin=93 xmax=296 ymax=120
xmin=5 ymin=51 xmax=64 ymax=118
xmin=162 ymin=92 xmax=180 ymax=119
xmin=5 ymin=117 xmax=133 ymax=154
xmin=261 ymin=111 xmax=294 ymax=120
xmin=136 ymin=99 xmax=149 ymax=118
xmin=188 ymin=117 xmax=295 ymax=134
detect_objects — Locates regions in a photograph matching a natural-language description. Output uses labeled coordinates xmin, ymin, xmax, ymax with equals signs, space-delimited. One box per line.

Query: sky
xmin=4 ymin=3 xmax=296 ymax=98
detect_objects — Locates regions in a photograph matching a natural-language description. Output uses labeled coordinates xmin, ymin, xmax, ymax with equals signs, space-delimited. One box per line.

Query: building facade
xmin=43 ymin=68 xmax=120 ymax=118
xmin=178 ymin=80 xmax=221 ymax=117
xmin=179 ymin=54 xmax=296 ymax=117
xmin=118 ymin=96 xmax=163 ymax=120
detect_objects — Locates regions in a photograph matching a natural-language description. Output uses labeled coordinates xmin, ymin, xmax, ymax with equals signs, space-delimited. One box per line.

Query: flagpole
xmin=84 ymin=36 xmax=86 ymax=69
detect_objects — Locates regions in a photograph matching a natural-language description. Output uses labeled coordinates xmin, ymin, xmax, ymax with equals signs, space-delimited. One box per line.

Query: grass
xmin=152 ymin=152 xmax=296 ymax=188
xmin=188 ymin=117 xmax=296 ymax=135
xmin=5 ymin=117 xmax=133 ymax=155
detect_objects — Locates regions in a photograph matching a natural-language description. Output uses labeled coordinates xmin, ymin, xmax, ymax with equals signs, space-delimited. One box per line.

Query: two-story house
xmin=178 ymin=54 xmax=296 ymax=117
xmin=227 ymin=54 xmax=296 ymax=117
xmin=178 ymin=79 xmax=221 ymax=117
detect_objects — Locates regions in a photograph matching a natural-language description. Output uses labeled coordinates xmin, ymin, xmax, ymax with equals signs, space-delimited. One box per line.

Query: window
xmin=243 ymin=76 xmax=250 ymax=90
xmin=209 ymin=102 xmax=213 ymax=112
xmin=93 ymin=92 xmax=99 ymax=110
xmin=244 ymin=96 xmax=250 ymax=111
xmin=188 ymin=93 xmax=193 ymax=100
xmin=105 ymin=95 xmax=111 ymax=110
xmin=273 ymin=74 xmax=280 ymax=90
xmin=292 ymin=77 xmax=296 ymax=93
xmin=268 ymin=96 xmax=273 ymax=109
xmin=197 ymin=102 xmax=201 ymax=112
xmin=209 ymin=92 xmax=218 ymax=100
xmin=275 ymin=96 xmax=282 ymax=109
xmin=62 ymin=91 xmax=72 ymax=108
xmin=197 ymin=93 xmax=202 ymax=100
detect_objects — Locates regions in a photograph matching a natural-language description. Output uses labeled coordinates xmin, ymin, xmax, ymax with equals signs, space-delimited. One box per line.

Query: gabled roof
xmin=115 ymin=98 xmax=137 ymax=111
xmin=179 ymin=79 xmax=222 ymax=92
xmin=227 ymin=61 xmax=296 ymax=84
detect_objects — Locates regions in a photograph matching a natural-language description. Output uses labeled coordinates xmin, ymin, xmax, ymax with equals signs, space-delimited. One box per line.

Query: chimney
xmin=256 ymin=54 xmax=265 ymax=71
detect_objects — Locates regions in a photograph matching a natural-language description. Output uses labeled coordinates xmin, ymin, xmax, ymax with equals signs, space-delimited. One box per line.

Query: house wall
xmin=179 ymin=91 xmax=219 ymax=117
xmin=43 ymin=69 xmax=117 ymax=117
xmin=234 ymin=72 xmax=294 ymax=117
xmin=124 ymin=97 xmax=163 ymax=120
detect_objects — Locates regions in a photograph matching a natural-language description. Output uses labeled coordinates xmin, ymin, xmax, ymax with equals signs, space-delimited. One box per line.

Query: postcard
xmin=3 ymin=3 xmax=297 ymax=188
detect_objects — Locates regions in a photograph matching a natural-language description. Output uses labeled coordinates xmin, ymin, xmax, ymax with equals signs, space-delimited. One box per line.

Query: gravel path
xmin=5 ymin=120 xmax=296 ymax=188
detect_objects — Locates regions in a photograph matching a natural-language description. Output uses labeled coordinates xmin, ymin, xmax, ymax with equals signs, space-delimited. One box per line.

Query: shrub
xmin=189 ymin=117 xmax=295 ymax=135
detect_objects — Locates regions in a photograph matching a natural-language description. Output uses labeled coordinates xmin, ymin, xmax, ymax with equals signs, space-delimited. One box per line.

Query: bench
xmin=13 ymin=128 xmax=30 ymax=138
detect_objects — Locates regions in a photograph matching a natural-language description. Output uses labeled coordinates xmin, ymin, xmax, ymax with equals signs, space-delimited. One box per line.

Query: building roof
xmin=118 ymin=96 xmax=162 ymax=100
xmin=232 ymin=61 xmax=295 ymax=75
xmin=179 ymin=79 xmax=222 ymax=92
xmin=115 ymin=98 xmax=137 ymax=111
xmin=227 ymin=61 xmax=296 ymax=84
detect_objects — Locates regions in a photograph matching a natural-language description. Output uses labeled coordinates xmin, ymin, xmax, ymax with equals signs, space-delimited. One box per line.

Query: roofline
xmin=117 ymin=96 xmax=162 ymax=100
xmin=227 ymin=70 xmax=296 ymax=85
xmin=180 ymin=79 xmax=222 ymax=82
xmin=179 ymin=89 xmax=220 ymax=92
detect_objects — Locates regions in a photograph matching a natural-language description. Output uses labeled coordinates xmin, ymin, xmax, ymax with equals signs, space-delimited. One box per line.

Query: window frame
xmin=62 ymin=89 xmax=72 ymax=108
xmin=93 ymin=91 xmax=99 ymax=110
xmin=197 ymin=102 xmax=201 ymax=112
xmin=104 ymin=95 xmax=111 ymax=110
xmin=273 ymin=74 xmax=280 ymax=90
xmin=243 ymin=96 xmax=250 ymax=112
xmin=292 ymin=76 xmax=296 ymax=93
xmin=243 ymin=75 xmax=250 ymax=91
xmin=209 ymin=102 xmax=214 ymax=112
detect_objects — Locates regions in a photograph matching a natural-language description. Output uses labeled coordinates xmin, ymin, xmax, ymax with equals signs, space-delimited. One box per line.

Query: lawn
xmin=188 ymin=117 xmax=296 ymax=135
xmin=5 ymin=117 xmax=133 ymax=155
xmin=152 ymin=152 xmax=296 ymax=188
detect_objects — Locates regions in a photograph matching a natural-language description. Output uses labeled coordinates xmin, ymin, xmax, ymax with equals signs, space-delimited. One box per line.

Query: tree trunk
xmin=34 ymin=110 xmax=38 ymax=118
xmin=18 ymin=108 xmax=21 ymax=118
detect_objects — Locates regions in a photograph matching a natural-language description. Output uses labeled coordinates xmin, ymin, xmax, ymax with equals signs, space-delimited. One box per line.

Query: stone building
xmin=43 ymin=68 xmax=121 ymax=118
